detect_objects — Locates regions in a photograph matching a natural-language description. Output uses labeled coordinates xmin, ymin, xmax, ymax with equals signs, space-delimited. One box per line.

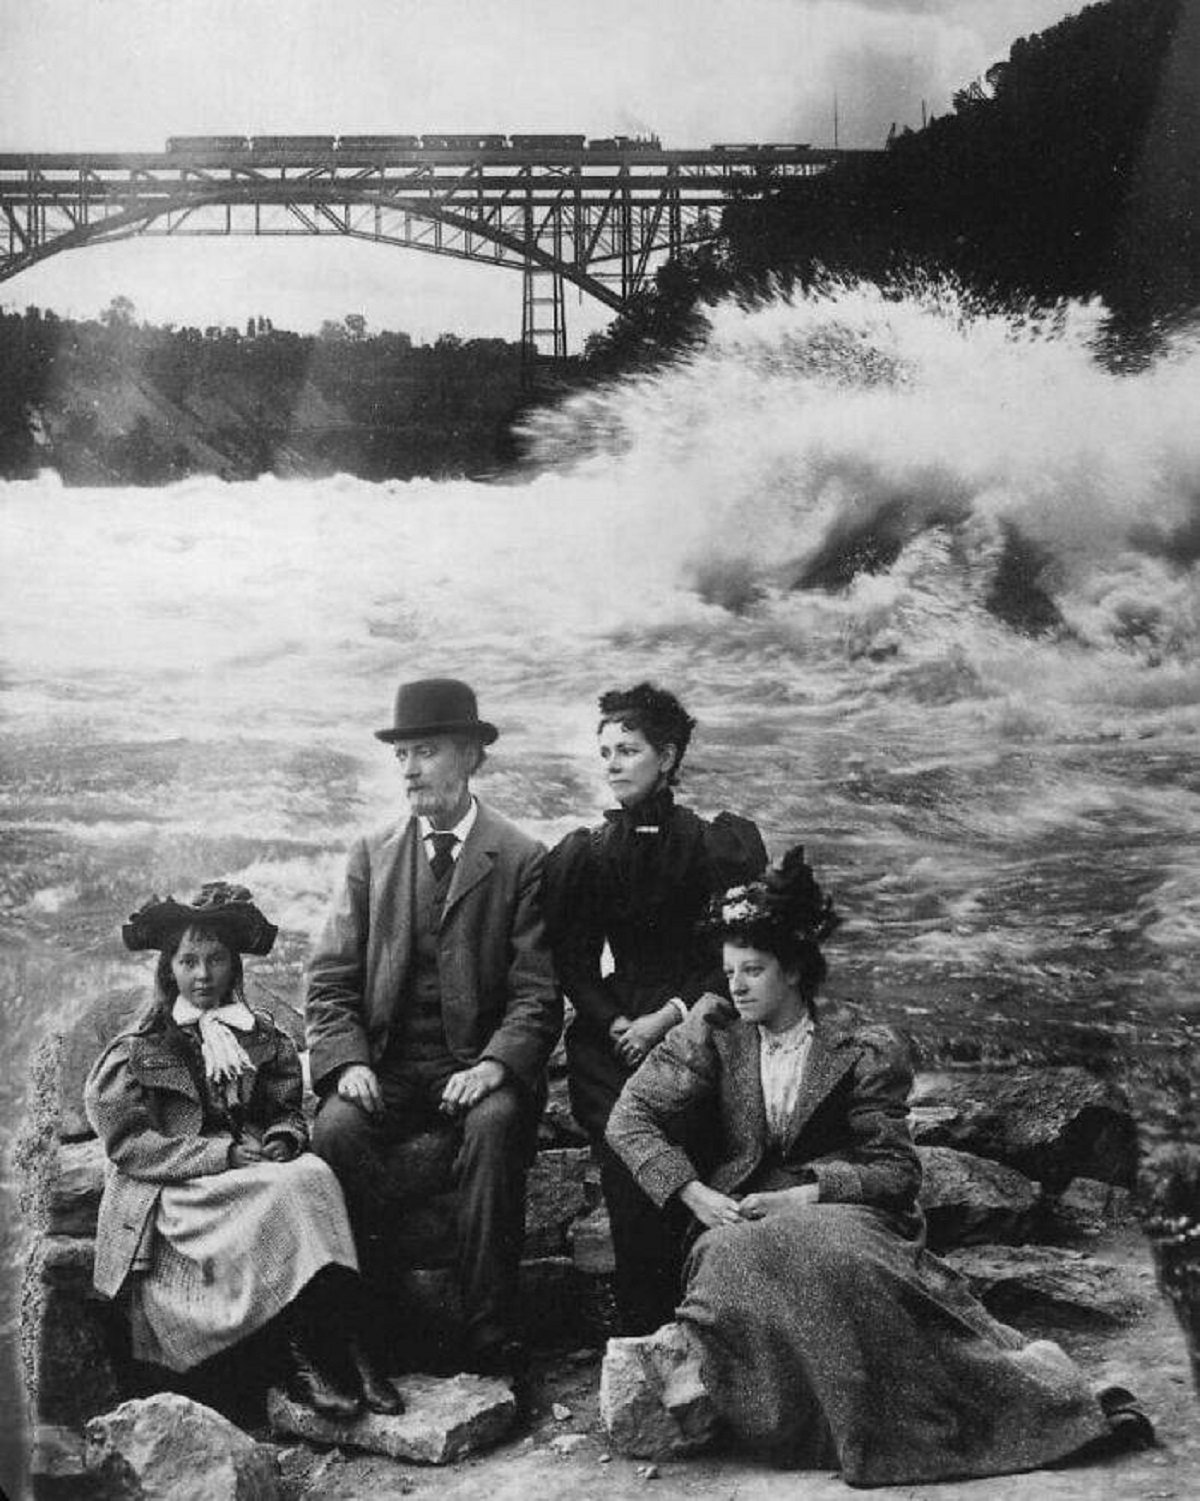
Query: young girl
xmin=85 ymin=881 xmax=400 ymax=1419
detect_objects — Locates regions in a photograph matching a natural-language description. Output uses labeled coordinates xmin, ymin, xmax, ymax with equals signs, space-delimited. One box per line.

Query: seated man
xmin=306 ymin=677 xmax=562 ymax=1381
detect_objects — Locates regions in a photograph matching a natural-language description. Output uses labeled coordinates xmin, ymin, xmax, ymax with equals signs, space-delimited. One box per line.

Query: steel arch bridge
xmin=0 ymin=138 xmax=875 ymax=357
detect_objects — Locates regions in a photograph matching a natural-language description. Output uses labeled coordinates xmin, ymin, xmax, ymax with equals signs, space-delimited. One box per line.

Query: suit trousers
xmin=311 ymin=1056 xmax=529 ymax=1355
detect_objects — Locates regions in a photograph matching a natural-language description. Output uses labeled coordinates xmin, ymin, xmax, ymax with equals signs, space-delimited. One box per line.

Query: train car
xmin=166 ymin=135 xmax=251 ymax=154
xmin=250 ymin=135 xmax=338 ymax=154
xmin=337 ymin=134 xmax=421 ymax=153
xmin=509 ymin=134 xmax=587 ymax=152
xmin=420 ymin=133 xmax=507 ymax=150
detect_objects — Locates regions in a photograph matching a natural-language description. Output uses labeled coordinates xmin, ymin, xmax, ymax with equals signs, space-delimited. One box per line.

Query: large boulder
xmin=943 ymin=1244 xmax=1150 ymax=1327
xmin=909 ymin=1068 xmax=1137 ymax=1191
xmin=84 ymin=1394 xmax=280 ymax=1499
xmin=918 ymin=1146 xmax=1041 ymax=1249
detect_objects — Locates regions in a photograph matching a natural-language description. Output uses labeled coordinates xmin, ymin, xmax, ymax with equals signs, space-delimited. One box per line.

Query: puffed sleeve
xmin=84 ymin=1035 xmax=233 ymax=1183
xmin=810 ymin=1026 xmax=922 ymax=1214
xmin=674 ymin=811 xmax=770 ymax=1007
xmin=543 ymin=826 xmax=623 ymax=1032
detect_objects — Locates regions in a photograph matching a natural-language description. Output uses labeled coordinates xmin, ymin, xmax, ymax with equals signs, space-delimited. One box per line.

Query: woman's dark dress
xmin=545 ymin=788 xmax=766 ymax=1331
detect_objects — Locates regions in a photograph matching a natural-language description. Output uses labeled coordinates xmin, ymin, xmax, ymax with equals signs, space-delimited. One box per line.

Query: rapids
xmin=2 ymin=280 xmax=1199 ymax=1484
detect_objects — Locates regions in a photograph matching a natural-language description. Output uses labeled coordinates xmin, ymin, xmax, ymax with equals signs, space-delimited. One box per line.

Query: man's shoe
xmin=349 ymin=1338 xmax=405 ymax=1415
xmin=285 ymin=1334 xmax=363 ymax=1422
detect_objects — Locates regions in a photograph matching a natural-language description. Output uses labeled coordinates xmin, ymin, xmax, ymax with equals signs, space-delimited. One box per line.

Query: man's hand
xmin=440 ymin=1059 xmax=507 ymax=1116
xmin=738 ymin=1184 xmax=819 ymax=1219
xmin=679 ymin=1180 xmax=744 ymax=1229
xmin=336 ymin=1063 xmax=383 ymax=1116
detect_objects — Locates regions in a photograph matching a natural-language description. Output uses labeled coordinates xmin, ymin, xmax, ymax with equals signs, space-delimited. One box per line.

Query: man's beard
xmin=405 ymin=778 xmax=468 ymax=825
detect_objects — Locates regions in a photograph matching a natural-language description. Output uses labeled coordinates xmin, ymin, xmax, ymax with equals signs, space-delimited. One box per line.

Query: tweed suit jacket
xmin=84 ymin=1013 xmax=308 ymax=1299
xmin=305 ymin=799 xmax=563 ymax=1096
xmin=606 ymin=997 xmax=921 ymax=1216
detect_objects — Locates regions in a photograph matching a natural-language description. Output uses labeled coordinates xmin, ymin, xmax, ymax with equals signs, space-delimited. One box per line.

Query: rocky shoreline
xmin=16 ymin=992 xmax=1199 ymax=1498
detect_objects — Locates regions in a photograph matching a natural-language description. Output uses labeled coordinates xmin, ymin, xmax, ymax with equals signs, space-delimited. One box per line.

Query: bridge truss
xmin=0 ymin=143 xmax=873 ymax=358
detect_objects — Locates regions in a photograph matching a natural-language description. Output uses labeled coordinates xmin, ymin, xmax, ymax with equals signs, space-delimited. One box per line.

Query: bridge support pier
xmin=521 ymin=261 xmax=567 ymax=373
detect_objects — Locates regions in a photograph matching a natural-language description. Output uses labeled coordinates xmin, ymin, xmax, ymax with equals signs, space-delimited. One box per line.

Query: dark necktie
xmin=428 ymin=831 xmax=457 ymax=883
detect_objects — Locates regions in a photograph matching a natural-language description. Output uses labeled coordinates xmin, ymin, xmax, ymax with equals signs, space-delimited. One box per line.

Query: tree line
xmin=584 ymin=0 xmax=1199 ymax=371
xmin=0 ymin=300 xmax=533 ymax=484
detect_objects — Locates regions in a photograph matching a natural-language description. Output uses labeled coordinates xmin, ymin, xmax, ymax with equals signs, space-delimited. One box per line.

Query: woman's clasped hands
xmin=680 ymin=1179 xmax=818 ymax=1228
xmin=228 ymin=1127 xmax=298 ymax=1168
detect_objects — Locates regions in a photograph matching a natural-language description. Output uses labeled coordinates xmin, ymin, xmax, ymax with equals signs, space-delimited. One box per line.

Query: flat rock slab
xmin=266 ymin=1371 xmax=517 ymax=1464
xmin=945 ymin=1244 xmax=1151 ymax=1326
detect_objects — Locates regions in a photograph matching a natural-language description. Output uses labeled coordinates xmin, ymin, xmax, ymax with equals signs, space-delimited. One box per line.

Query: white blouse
xmin=758 ymin=1015 xmax=814 ymax=1146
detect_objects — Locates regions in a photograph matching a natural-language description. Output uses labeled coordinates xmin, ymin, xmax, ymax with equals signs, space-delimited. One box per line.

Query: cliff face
xmin=0 ymin=309 xmax=532 ymax=485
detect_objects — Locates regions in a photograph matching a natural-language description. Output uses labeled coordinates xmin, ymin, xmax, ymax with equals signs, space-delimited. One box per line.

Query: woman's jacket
xmin=606 ymin=996 xmax=922 ymax=1220
xmin=84 ymin=1010 xmax=308 ymax=1299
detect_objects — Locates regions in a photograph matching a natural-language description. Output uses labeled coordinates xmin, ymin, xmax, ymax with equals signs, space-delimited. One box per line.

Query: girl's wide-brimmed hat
xmin=375 ymin=677 xmax=499 ymax=745
xmin=122 ymin=881 xmax=279 ymax=955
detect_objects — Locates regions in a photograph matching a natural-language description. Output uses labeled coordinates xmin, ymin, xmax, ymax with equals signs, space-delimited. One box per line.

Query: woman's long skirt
xmin=128 ymin=1154 xmax=358 ymax=1372
xmin=679 ymin=1202 xmax=1109 ymax=1488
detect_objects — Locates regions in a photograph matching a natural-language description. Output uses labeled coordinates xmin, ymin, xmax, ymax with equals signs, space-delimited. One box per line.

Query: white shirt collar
xmin=758 ymin=1013 xmax=814 ymax=1053
xmin=418 ymin=795 xmax=478 ymax=850
xmin=172 ymin=996 xmax=255 ymax=1031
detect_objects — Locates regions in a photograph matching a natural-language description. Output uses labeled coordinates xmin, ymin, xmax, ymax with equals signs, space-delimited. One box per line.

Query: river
xmin=2 ymin=279 xmax=1198 ymax=1491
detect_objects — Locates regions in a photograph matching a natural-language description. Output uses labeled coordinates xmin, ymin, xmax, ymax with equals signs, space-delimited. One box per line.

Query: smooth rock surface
xmin=918 ymin=1145 xmax=1041 ymax=1249
xmin=1045 ymin=1177 xmax=1136 ymax=1241
xmin=267 ymin=1371 xmax=516 ymax=1464
xmin=46 ymin=1138 xmax=105 ymax=1237
xmin=944 ymin=1244 xmax=1150 ymax=1326
xmin=600 ymin=1322 xmax=716 ymax=1459
xmin=85 ymin=1393 xmax=281 ymax=1500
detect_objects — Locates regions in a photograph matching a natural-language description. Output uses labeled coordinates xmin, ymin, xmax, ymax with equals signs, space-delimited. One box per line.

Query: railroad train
xmin=164 ymin=133 xmax=665 ymax=156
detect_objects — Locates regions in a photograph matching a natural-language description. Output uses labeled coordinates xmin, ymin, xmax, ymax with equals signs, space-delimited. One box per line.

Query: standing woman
xmin=545 ymin=683 xmax=767 ymax=1333
xmin=85 ymin=882 xmax=401 ymax=1419
xmin=607 ymin=850 xmax=1152 ymax=1485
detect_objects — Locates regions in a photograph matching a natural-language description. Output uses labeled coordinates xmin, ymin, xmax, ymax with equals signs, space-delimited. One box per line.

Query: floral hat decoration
xmin=708 ymin=845 xmax=841 ymax=947
xmin=122 ymin=881 xmax=279 ymax=956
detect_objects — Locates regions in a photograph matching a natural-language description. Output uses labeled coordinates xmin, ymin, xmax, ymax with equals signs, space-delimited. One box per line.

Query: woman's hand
xmin=229 ymin=1138 xmax=267 ymax=1169
xmin=612 ymin=1007 xmax=676 ymax=1068
xmin=738 ymin=1184 xmax=819 ymax=1219
xmin=679 ymin=1180 xmax=744 ymax=1229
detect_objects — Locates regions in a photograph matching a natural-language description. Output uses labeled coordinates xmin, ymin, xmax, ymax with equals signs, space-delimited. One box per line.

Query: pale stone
xmin=266 ymin=1371 xmax=516 ymax=1464
xmin=85 ymin=1393 xmax=281 ymax=1499
xmin=600 ymin=1322 xmax=716 ymax=1459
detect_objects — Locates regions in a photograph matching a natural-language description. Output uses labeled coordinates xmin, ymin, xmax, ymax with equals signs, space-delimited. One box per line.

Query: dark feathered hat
xmin=122 ymin=881 xmax=278 ymax=955
xmin=707 ymin=845 xmax=841 ymax=946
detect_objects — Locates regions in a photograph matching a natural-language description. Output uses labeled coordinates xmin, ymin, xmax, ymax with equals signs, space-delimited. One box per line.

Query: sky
xmin=0 ymin=0 xmax=1087 ymax=348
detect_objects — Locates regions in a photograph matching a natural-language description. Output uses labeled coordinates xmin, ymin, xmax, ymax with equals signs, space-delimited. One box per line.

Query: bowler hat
xmin=122 ymin=881 xmax=279 ymax=956
xmin=375 ymin=677 xmax=499 ymax=745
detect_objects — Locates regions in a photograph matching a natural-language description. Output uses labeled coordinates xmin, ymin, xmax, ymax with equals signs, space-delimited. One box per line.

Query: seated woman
xmin=606 ymin=849 xmax=1151 ymax=1487
xmin=85 ymin=881 xmax=401 ymax=1420
xmin=545 ymin=683 xmax=766 ymax=1334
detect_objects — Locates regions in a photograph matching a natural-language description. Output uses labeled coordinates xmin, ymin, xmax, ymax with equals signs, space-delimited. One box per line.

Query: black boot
xmin=348 ymin=1335 xmax=404 ymax=1415
xmin=283 ymin=1294 xmax=362 ymax=1422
